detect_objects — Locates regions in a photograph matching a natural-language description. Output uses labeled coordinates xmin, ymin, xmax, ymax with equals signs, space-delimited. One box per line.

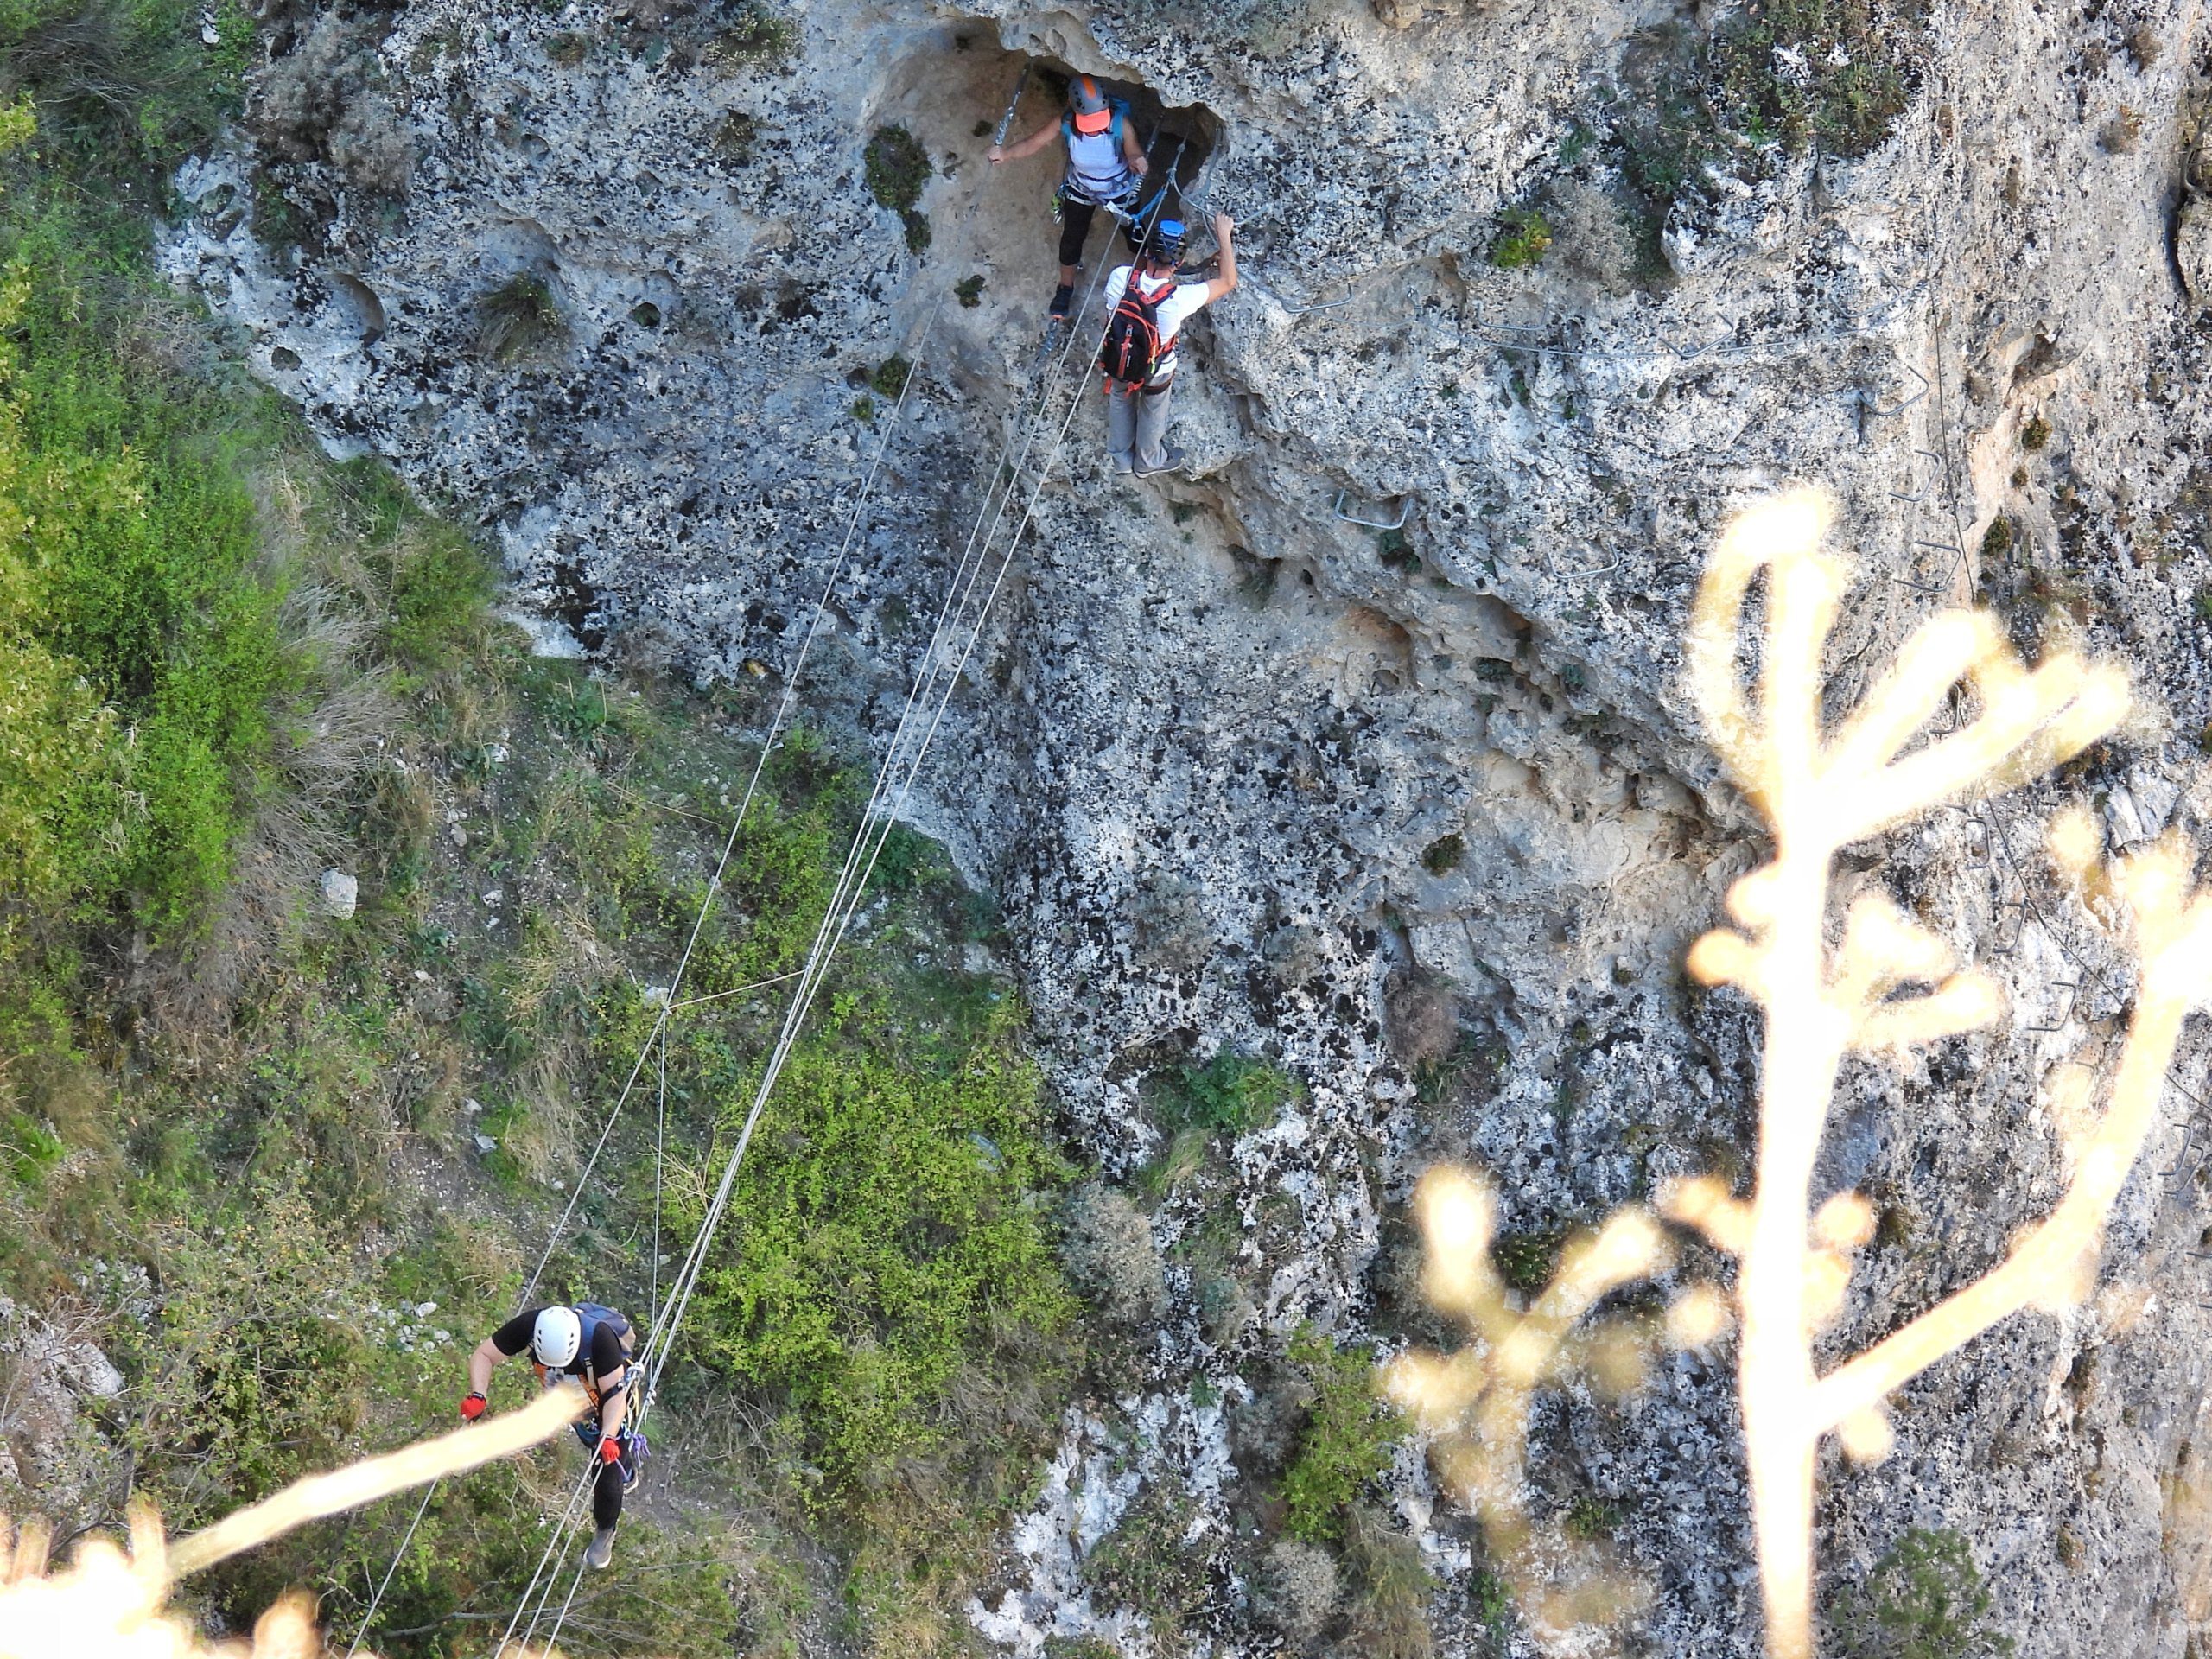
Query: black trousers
xmin=573 ymin=1422 xmax=635 ymax=1529
xmin=1058 ymin=189 xmax=1141 ymax=270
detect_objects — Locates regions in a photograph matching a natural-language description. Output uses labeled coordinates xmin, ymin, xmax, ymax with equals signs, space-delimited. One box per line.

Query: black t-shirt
xmin=493 ymin=1307 xmax=628 ymax=1384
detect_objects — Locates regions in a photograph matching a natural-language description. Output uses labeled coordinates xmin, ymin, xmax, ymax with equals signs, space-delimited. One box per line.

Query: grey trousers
xmin=1106 ymin=374 xmax=1174 ymax=472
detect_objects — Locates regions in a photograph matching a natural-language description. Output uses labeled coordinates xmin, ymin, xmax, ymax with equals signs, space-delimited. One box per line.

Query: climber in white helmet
xmin=987 ymin=73 xmax=1153 ymax=326
xmin=464 ymin=1301 xmax=640 ymax=1569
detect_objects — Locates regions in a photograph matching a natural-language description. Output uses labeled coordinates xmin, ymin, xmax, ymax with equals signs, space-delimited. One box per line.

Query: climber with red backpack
xmin=463 ymin=1303 xmax=641 ymax=1569
xmin=1098 ymin=213 xmax=1237 ymax=478
xmin=988 ymin=73 xmax=1157 ymax=326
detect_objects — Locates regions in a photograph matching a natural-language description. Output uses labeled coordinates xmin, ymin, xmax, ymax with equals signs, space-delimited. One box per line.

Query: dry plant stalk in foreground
xmin=1384 ymin=1175 xmax=1671 ymax=1638
xmin=1679 ymin=488 xmax=2212 ymax=1654
xmin=0 ymin=1382 xmax=583 ymax=1659
xmin=1392 ymin=489 xmax=2212 ymax=1656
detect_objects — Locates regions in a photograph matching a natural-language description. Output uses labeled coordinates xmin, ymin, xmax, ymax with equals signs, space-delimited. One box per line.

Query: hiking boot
xmin=585 ymin=1527 xmax=616 ymax=1571
xmin=1132 ymin=445 xmax=1185 ymax=479
xmin=1047 ymin=283 xmax=1074 ymax=321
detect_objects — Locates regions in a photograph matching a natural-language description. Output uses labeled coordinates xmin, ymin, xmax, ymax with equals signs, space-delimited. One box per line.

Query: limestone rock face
xmin=159 ymin=0 xmax=2212 ymax=1652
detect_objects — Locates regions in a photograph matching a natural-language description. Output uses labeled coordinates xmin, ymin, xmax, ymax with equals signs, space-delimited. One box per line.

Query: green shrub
xmin=1421 ymin=833 xmax=1465 ymax=875
xmin=955 ymin=273 xmax=985 ymax=308
xmin=0 ymin=199 xmax=287 ymax=933
xmin=0 ymin=0 xmax=252 ymax=179
xmin=1281 ymin=1325 xmax=1406 ymax=1543
xmin=680 ymin=1006 xmax=1074 ymax=1484
xmin=380 ymin=525 xmax=496 ymax=669
xmin=1562 ymin=1494 xmax=1622 ymax=1541
xmin=1980 ymin=517 xmax=2015 ymax=560
xmin=701 ymin=1 xmax=799 ymax=72
xmin=1491 ymin=1227 xmax=1563 ymax=1293
xmin=1343 ymin=1504 xmax=1436 ymax=1659
xmin=1155 ymin=1050 xmax=1301 ymax=1139
xmin=1832 ymin=1528 xmax=2015 ymax=1657
xmin=2021 ymin=415 xmax=2052 ymax=451
xmin=1610 ymin=0 xmax=1927 ymax=255
xmin=869 ymin=353 xmax=912 ymax=398
xmin=712 ymin=108 xmax=757 ymax=164
xmin=1487 ymin=206 xmax=1552 ymax=270
xmin=862 ymin=124 xmax=930 ymax=213
xmin=475 ymin=272 xmax=563 ymax=361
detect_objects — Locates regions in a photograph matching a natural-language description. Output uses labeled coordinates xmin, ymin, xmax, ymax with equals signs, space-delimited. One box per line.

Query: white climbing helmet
xmin=532 ymin=1306 xmax=582 ymax=1370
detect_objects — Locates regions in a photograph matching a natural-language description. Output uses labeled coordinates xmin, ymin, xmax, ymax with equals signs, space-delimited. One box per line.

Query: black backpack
xmin=1099 ymin=274 xmax=1172 ymax=388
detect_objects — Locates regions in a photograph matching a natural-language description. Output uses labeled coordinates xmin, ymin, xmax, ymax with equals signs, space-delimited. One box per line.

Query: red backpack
xmin=1099 ymin=272 xmax=1175 ymax=389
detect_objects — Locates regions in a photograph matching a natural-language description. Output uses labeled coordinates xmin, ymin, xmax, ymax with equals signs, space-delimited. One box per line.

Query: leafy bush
xmin=1341 ymin=1509 xmax=1435 ymax=1659
xmin=1832 ymin=1529 xmax=2015 ymax=1657
xmin=0 ymin=198 xmax=287 ymax=934
xmin=1156 ymin=1051 xmax=1301 ymax=1139
xmin=700 ymin=1 xmax=799 ymax=73
xmin=1487 ymin=206 xmax=1552 ymax=270
xmin=863 ymin=124 xmax=931 ymax=254
xmin=711 ymin=108 xmax=757 ymax=164
xmin=0 ymin=0 xmax=251 ymax=178
xmin=1562 ymin=1494 xmax=1622 ymax=1541
xmin=862 ymin=124 xmax=929 ymax=212
xmin=1606 ymin=0 xmax=1927 ymax=266
xmin=1491 ymin=1227 xmax=1563 ymax=1293
xmin=680 ymin=1007 xmax=1073 ymax=1484
xmin=1281 ymin=1326 xmax=1405 ymax=1543
xmin=869 ymin=353 xmax=912 ymax=398
xmin=955 ymin=274 xmax=985 ymax=308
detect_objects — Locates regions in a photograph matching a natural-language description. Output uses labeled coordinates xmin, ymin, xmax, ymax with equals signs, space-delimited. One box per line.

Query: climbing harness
xmin=1038 ymin=133 xmax=1192 ymax=363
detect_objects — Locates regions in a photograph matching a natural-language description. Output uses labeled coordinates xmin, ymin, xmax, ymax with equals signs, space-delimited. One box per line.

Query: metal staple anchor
xmin=1546 ymin=549 xmax=1624 ymax=580
xmin=1331 ymin=490 xmax=1410 ymax=531
xmin=1866 ymin=361 xmax=1930 ymax=418
xmin=2020 ymin=981 xmax=2081 ymax=1035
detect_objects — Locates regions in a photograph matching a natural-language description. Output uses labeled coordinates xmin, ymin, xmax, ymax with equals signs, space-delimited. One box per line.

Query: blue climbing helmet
xmin=1144 ymin=217 xmax=1185 ymax=264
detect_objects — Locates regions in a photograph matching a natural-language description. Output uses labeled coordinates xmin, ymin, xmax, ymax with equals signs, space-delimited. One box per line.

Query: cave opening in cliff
xmin=865 ymin=29 xmax=1222 ymax=354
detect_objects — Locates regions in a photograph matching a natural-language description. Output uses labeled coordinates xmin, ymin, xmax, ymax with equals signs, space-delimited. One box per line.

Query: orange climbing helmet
xmin=1069 ymin=74 xmax=1113 ymax=137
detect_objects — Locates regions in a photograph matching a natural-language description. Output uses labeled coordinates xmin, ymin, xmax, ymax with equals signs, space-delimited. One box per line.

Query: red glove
xmin=598 ymin=1436 xmax=622 ymax=1465
xmin=461 ymin=1392 xmax=487 ymax=1421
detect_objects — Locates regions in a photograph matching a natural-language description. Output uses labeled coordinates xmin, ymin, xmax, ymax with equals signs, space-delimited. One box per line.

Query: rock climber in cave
xmin=1097 ymin=212 xmax=1238 ymax=479
xmin=986 ymin=73 xmax=1158 ymax=327
xmin=463 ymin=1302 xmax=640 ymax=1569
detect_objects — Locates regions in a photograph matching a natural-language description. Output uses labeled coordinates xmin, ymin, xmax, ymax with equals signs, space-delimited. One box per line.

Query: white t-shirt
xmin=1103 ymin=266 xmax=1214 ymax=383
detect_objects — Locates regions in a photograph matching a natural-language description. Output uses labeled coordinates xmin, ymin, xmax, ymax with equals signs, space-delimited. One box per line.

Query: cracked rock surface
xmin=162 ymin=0 xmax=2212 ymax=1651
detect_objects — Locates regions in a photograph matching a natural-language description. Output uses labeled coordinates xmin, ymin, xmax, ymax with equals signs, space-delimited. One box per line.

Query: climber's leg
xmin=1106 ymin=382 xmax=1139 ymax=474
xmin=1130 ymin=374 xmax=1176 ymax=474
